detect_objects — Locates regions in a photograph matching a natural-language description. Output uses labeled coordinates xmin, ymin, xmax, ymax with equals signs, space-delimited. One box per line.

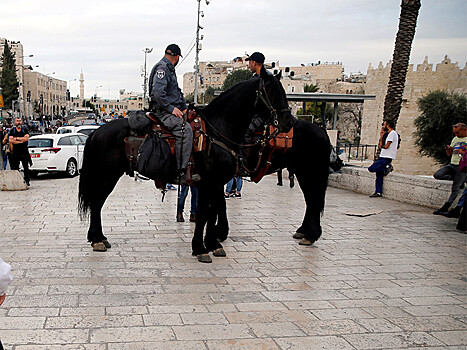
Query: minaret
xmin=79 ymin=70 xmax=84 ymax=100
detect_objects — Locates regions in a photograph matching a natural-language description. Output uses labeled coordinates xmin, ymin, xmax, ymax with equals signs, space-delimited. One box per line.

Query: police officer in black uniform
xmin=149 ymin=44 xmax=198 ymax=183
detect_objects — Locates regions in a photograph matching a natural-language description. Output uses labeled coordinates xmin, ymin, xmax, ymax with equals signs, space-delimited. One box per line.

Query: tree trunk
xmin=383 ymin=0 xmax=421 ymax=127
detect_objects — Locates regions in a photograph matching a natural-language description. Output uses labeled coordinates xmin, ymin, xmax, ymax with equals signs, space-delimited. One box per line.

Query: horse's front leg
xmin=205 ymin=185 xmax=227 ymax=257
xmin=192 ymin=185 xmax=211 ymax=263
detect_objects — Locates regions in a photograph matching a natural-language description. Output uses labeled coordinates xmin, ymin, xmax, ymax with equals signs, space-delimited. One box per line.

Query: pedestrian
xmin=433 ymin=123 xmax=467 ymax=215
xmin=1 ymin=125 xmax=9 ymax=170
xmin=177 ymin=185 xmax=198 ymax=222
xmin=8 ymin=118 xmax=32 ymax=186
xmin=148 ymin=44 xmax=199 ymax=185
xmin=277 ymin=168 xmax=295 ymax=188
xmin=0 ymin=257 xmax=13 ymax=350
xmin=225 ymin=176 xmax=243 ymax=198
xmin=368 ymin=120 xmax=399 ymax=198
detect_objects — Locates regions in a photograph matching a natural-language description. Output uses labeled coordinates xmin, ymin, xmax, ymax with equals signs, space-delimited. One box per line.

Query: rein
xmin=200 ymin=77 xmax=291 ymax=176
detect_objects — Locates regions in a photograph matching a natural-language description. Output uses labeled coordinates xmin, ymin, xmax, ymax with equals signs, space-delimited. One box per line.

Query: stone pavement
xmin=0 ymin=172 xmax=465 ymax=349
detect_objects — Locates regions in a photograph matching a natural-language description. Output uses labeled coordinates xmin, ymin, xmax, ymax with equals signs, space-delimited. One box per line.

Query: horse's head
xmin=256 ymin=68 xmax=296 ymax=132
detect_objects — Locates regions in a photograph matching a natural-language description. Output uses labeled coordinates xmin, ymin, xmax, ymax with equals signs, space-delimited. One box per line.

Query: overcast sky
xmin=2 ymin=0 xmax=466 ymax=99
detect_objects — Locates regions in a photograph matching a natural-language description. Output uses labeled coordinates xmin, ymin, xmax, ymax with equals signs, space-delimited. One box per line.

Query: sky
xmin=1 ymin=0 xmax=466 ymax=99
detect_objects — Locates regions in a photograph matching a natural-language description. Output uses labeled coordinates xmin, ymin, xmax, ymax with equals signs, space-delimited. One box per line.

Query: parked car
xmin=28 ymin=133 xmax=88 ymax=177
xmin=56 ymin=125 xmax=100 ymax=136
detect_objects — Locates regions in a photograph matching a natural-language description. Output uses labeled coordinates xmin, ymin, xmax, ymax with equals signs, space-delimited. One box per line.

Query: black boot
xmin=176 ymin=211 xmax=184 ymax=222
xmin=441 ymin=206 xmax=462 ymax=218
xmin=433 ymin=202 xmax=450 ymax=215
xmin=456 ymin=206 xmax=466 ymax=232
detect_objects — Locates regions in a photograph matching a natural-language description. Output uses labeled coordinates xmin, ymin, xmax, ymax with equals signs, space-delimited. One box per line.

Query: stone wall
xmin=360 ymin=56 xmax=467 ymax=175
xmin=329 ymin=167 xmax=459 ymax=209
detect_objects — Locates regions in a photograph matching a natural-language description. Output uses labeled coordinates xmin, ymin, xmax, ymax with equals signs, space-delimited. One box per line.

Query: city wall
xmin=360 ymin=56 xmax=467 ymax=175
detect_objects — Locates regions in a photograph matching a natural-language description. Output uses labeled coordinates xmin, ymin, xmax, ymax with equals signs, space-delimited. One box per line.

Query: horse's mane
xmin=201 ymin=77 xmax=259 ymax=118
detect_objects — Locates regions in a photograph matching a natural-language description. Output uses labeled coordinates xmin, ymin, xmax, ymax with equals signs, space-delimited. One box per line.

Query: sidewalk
xmin=0 ymin=173 xmax=465 ymax=349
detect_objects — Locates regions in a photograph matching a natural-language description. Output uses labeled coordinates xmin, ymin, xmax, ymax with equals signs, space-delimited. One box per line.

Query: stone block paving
xmin=0 ymin=172 xmax=465 ymax=349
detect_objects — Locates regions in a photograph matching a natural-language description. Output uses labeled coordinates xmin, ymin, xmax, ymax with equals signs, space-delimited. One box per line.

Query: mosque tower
xmin=79 ymin=70 xmax=84 ymax=100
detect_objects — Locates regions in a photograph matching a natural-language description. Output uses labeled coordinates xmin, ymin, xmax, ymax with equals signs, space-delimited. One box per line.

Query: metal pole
xmin=142 ymin=48 xmax=152 ymax=110
xmin=333 ymin=101 xmax=338 ymax=129
xmin=194 ymin=0 xmax=201 ymax=104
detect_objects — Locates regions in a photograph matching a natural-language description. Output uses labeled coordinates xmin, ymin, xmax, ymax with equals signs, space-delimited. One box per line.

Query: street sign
xmin=0 ymin=95 xmax=3 ymax=108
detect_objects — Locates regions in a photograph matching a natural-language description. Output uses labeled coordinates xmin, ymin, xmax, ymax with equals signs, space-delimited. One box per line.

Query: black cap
xmin=245 ymin=52 xmax=265 ymax=64
xmin=165 ymin=44 xmax=182 ymax=57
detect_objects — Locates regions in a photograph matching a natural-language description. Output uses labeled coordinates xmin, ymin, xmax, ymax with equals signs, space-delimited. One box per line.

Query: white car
xmin=56 ymin=125 xmax=100 ymax=136
xmin=28 ymin=133 xmax=88 ymax=177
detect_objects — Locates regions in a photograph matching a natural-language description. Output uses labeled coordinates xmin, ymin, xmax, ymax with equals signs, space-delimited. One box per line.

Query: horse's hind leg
xmin=294 ymin=171 xmax=326 ymax=245
xmin=87 ymin=174 xmax=123 ymax=250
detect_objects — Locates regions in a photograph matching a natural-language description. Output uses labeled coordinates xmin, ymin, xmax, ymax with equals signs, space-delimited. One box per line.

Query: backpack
xmin=382 ymin=132 xmax=401 ymax=149
xmin=137 ymin=132 xmax=172 ymax=186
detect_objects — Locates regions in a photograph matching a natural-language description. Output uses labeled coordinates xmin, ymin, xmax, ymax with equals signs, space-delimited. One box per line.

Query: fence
xmin=338 ymin=143 xmax=377 ymax=161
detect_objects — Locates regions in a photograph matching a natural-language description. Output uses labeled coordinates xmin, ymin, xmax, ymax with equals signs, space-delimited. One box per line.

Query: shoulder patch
xmin=156 ymin=69 xmax=165 ymax=79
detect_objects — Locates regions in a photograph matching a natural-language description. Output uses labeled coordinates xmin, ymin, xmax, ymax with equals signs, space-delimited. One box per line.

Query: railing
xmin=338 ymin=143 xmax=377 ymax=161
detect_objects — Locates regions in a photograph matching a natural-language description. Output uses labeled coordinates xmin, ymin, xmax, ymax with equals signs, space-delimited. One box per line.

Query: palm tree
xmin=383 ymin=0 xmax=421 ymax=126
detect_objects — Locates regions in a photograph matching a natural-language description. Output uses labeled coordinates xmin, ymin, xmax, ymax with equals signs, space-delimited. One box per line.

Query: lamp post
xmin=16 ymin=54 xmax=34 ymax=120
xmin=194 ymin=0 xmax=211 ymax=104
xmin=67 ymin=79 xmax=77 ymax=117
xmin=45 ymin=72 xmax=55 ymax=118
xmin=142 ymin=48 xmax=153 ymax=110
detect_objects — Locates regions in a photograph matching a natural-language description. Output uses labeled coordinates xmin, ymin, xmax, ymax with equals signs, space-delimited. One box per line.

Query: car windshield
xmin=28 ymin=139 xmax=53 ymax=148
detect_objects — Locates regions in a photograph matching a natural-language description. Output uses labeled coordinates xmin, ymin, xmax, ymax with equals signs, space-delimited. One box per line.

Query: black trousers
xmin=9 ymin=153 xmax=31 ymax=184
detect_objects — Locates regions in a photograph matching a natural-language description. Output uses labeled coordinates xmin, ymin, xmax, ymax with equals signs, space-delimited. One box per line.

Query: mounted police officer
xmin=149 ymin=44 xmax=199 ymax=183
xmin=244 ymin=52 xmax=274 ymax=143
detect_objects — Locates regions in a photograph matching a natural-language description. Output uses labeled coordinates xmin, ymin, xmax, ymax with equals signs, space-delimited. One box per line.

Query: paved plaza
xmin=0 ymin=172 xmax=466 ymax=349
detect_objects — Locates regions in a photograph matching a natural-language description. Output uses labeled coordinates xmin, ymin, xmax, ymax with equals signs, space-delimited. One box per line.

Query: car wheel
xmin=66 ymin=159 xmax=78 ymax=177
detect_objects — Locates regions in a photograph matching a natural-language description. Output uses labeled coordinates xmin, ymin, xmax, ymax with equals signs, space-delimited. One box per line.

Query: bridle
xmin=254 ymin=77 xmax=291 ymax=129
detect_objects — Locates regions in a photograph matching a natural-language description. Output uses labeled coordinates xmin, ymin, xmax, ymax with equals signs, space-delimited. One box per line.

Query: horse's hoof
xmin=212 ymin=248 xmax=226 ymax=257
xmin=92 ymin=242 xmax=107 ymax=251
xmin=196 ymin=254 xmax=212 ymax=263
xmin=298 ymin=238 xmax=314 ymax=246
xmin=102 ymin=240 xmax=111 ymax=248
xmin=293 ymin=232 xmax=304 ymax=239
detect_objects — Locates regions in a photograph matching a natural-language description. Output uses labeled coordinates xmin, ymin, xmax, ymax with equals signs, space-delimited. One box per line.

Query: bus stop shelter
xmin=286 ymin=92 xmax=376 ymax=130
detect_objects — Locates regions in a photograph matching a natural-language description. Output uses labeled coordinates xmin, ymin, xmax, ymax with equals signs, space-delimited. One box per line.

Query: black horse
xmin=78 ymin=68 xmax=330 ymax=262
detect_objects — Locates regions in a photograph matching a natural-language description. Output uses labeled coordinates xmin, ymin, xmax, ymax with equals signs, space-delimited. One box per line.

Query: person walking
xmin=433 ymin=123 xmax=467 ymax=215
xmin=368 ymin=120 xmax=399 ymax=198
xmin=225 ymin=176 xmax=243 ymax=198
xmin=8 ymin=118 xmax=31 ymax=185
xmin=149 ymin=44 xmax=199 ymax=184
xmin=177 ymin=185 xmax=198 ymax=222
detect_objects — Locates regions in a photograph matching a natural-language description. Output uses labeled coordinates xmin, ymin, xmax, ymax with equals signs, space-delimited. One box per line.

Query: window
xmin=69 ymin=136 xmax=81 ymax=145
xmin=58 ymin=136 xmax=72 ymax=145
xmin=28 ymin=139 xmax=53 ymax=148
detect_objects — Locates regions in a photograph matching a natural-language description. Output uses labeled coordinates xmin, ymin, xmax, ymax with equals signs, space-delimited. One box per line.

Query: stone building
xmin=183 ymin=55 xmax=343 ymax=99
xmin=24 ymin=70 xmax=67 ymax=118
xmin=0 ymin=37 xmax=67 ymax=119
xmin=360 ymin=56 xmax=467 ymax=175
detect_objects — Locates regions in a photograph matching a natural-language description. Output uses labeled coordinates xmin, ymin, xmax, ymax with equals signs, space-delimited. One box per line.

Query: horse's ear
xmin=275 ymin=70 xmax=282 ymax=80
xmin=260 ymin=66 xmax=270 ymax=80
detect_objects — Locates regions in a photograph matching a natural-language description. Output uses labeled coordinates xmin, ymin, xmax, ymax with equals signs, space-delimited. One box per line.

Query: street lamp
xmin=142 ymin=48 xmax=153 ymax=110
xmin=15 ymin=54 xmax=34 ymax=119
xmin=194 ymin=0 xmax=211 ymax=104
xmin=45 ymin=72 xmax=55 ymax=117
xmin=67 ymin=79 xmax=77 ymax=116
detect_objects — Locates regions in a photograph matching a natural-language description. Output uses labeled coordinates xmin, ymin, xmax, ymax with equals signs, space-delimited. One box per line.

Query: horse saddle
xmin=124 ymin=110 xmax=207 ymax=170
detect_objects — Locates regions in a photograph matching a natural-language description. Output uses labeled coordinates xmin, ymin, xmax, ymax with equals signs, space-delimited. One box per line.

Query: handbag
xmin=459 ymin=152 xmax=467 ymax=173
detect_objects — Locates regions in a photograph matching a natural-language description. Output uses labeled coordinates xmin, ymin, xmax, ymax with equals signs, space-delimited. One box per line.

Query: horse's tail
xmin=78 ymin=131 xmax=97 ymax=220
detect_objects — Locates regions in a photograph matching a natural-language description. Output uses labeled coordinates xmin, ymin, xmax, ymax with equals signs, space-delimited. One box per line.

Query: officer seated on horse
xmin=149 ymin=44 xmax=200 ymax=184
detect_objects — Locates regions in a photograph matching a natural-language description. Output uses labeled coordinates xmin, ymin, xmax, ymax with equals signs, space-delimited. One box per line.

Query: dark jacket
xmin=149 ymin=57 xmax=187 ymax=113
